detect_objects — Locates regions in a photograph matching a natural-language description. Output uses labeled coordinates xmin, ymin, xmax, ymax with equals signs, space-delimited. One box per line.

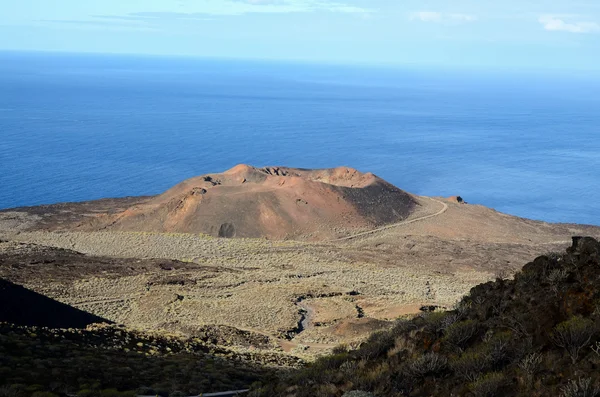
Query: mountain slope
xmin=81 ymin=165 xmax=418 ymax=240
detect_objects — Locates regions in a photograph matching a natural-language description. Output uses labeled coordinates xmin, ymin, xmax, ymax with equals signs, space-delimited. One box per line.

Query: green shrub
xmin=443 ymin=320 xmax=479 ymax=349
xmin=77 ymin=389 xmax=95 ymax=397
xmin=25 ymin=386 xmax=43 ymax=393
xmin=451 ymin=348 xmax=491 ymax=381
xmin=469 ymin=372 xmax=506 ymax=397
xmin=552 ymin=317 xmax=596 ymax=364
xmin=518 ymin=352 xmax=543 ymax=383
xmin=342 ymin=391 xmax=374 ymax=397
xmin=422 ymin=311 xmax=450 ymax=334
xmin=332 ymin=344 xmax=350 ymax=354
xmin=407 ymin=353 xmax=448 ymax=378
xmin=136 ymin=387 xmax=155 ymax=396
xmin=356 ymin=331 xmax=396 ymax=359
xmin=485 ymin=331 xmax=515 ymax=369
xmin=389 ymin=319 xmax=418 ymax=338
xmin=560 ymin=378 xmax=600 ymax=397
xmin=99 ymin=389 xmax=121 ymax=397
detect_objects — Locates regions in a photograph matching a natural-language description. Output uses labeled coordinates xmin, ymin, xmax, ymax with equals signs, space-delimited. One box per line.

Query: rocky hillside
xmin=0 ymin=322 xmax=285 ymax=397
xmin=80 ymin=165 xmax=418 ymax=240
xmin=251 ymin=237 xmax=600 ymax=396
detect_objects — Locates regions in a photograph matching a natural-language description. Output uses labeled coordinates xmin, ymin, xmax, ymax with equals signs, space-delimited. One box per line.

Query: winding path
xmin=331 ymin=197 xmax=449 ymax=242
xmin=73 ymin=295 xmax=141 ymax=306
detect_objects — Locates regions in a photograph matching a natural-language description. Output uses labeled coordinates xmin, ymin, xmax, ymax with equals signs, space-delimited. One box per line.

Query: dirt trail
xmin=73 ymin=295 xmax=140 ymax=306
xmin=331 ymin=197 xmax=449 ymax=242
xmin=298 ymin=300 xmax=314 ymax=332
xmin=235 ymin=306 xmax=338 ymax=353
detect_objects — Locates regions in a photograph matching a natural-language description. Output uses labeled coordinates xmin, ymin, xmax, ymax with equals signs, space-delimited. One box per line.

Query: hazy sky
xmin=2 ymin=0 xmax=600 ymax=70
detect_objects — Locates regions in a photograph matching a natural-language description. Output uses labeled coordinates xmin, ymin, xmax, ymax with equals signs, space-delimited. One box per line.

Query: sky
xmin=1 ymin=0 xmax=600 ymax=70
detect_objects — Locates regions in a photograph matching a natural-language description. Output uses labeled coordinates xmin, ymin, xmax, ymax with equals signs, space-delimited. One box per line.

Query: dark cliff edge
xmin=0 ymin=278 xmax=110 ymax=328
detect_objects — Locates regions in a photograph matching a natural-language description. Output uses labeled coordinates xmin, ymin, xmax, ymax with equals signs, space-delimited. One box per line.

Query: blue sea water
xmin=1 ymin=51 xmax=599 ymax=225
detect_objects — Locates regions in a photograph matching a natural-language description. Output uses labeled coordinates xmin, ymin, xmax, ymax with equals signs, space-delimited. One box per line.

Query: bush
xmin=99 ymin=389 xmax=122 ymax=397
xmin=421 ymin=312 xmax=450 ymax=334
xmin=485 ymin=332 xmax=514 ymax=369
xmin=332 ymin=344 xmax=350 ymax=354
xmin=356 ymin=331 xmax=396 ymax=360
xmin=339 ymin=360 xmax=359 ymax=376
xmin=342 ymin=391 xmax=374 ymax=397
xmin=0 ymin=385 xmax=21 ymax=397
xmin=552 ymin=317 xmax=596 ymax=364
xmin=518 ymin=352 xmax=542 ymax=379
xmin=451 ymin=349 xmax=490 ymax=381
xmin=443 ymin=320 xmax=479 ymax=349
xmin=136 ymin=387 xmax=155 ymax=396
xmin=561 ymin=378 xmax=600 ymax=397
xmin=407 ymin=353 xmax=448 ymax=378
xmin=469 ymin=372 xmax=506 ymax=397
xmin=387 ymin=319 xmax=418 ymax=341
xmin=547 ymin=269 xmax=569 ymax=294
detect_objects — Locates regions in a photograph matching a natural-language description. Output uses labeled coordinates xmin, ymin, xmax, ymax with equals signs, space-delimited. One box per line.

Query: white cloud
xmin=410 ymin=11 xmax=477 ymax=24
xmin=449 ymin=13 xmax=478 ymax=22
xmin=45 ymin=0 xmax=372 ymax=29
xmin=38 ymin=18 xmax=159 ymax=32
xmin=411 ymin=11 xmax=442 ymax=22
xmin=241 ymin=0 xmax=283 ymax=4
xmin=539 ymin=15 xmax=600 ymax=33
xmin=227 ymin=0 xmax=371 ymax=14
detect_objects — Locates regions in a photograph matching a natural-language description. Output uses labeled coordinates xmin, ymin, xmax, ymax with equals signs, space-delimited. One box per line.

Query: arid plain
xmin=2 ymin=166 xmax=599 ymax=360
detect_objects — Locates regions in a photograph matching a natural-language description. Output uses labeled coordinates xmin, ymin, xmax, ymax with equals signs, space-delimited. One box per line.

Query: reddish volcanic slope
xmin=82 ymin=165 xmax=418 ymax=240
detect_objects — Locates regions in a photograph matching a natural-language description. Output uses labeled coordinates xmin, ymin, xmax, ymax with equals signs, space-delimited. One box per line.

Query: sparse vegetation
xmin=407 ymin=352 xmax=448 ymax=378
xmin=0 ymin=323 xmax=281 ymax=397
xmin=2 ymin=189 xmax=600 ymax=397
xmin=518 ymin=352 xmax=543 ymax=383
xmin=251 ymin=237 xmax=600 ymax=396
xmin=442 ymin=319 xmax=479 ymax=350
xmin=0 ymin=235 xmax=489 ymax=349
xmin=561 ymin=378 xmax=600 ymax=397
xmin=341 ymin=392 xmax=374 ymax=397
xmin=468 ymin=372 xmax=506 ymax=397
xmin=548 ymin=268 xmax=569 ymax=295
xmin=451 ymin=348 xmax=490 ymax=381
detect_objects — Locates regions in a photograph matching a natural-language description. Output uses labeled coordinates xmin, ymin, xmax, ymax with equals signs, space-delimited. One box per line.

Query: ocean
xmin=1 ymin=51 xmax=599 ymax=225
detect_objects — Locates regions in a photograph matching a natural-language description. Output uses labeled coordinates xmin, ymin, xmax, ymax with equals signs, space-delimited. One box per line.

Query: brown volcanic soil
xmin=78 ymin=165 xmax=418 ymax=240
xmin=0 ymin=196 xmax=152 ymax=232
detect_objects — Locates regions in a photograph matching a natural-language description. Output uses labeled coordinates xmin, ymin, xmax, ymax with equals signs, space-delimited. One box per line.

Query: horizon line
xmin=2 ymin=48 xmax=600 ymax=75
